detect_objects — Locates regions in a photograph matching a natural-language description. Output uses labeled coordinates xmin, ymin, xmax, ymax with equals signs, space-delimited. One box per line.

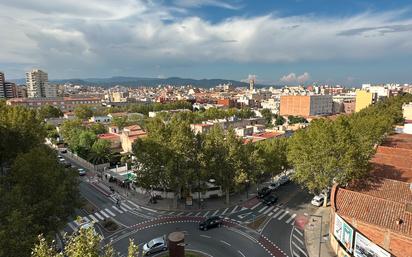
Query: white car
xmin=311 ymin=194 xmax=325 ymax=207
xmin=278 ymin=175 xmax=290 ymax=185
xmin=78 ymin=168 xmax=86 ymax=176
xmin=142 ymin=236 xmax=168 ymax=256
xmin=268 ymin=182 xmax=280 ymax=191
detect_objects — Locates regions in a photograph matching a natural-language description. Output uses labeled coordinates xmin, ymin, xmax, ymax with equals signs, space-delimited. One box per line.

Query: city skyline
xmin=1 ymin=0 xmax=412 ymax=85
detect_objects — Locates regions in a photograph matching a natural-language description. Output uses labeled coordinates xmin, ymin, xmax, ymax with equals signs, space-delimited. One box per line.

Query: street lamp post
xmin=245 ymin=179 xmax=250 ymax=199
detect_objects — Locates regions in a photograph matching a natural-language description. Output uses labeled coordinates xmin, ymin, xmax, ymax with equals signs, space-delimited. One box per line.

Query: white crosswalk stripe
xmin=293 ymin=250 xmax=300 ymax=257
xmin=186 ymin=212 xmax=193 ymax=216
xmin=212 ymin=209 xmax=220 ymax=216
xmin=127 ymin=200 xmax=140 ymax=209
xmin=269 ymin=207 xmax=279 ymax=216
xmin=105 ymin=208 xmax=116 ymax=217
xmin=73 ymin=219 xmax=81 ymax=226
xmin=221 ymin=208 xmax=229 ymax=215
xmin=112 ymin=205 xmax=124 ymax=214
xmin=169 ymin=211 xmax=175 ymax=215
xmin=293 ymin=234 xmax=304 ymax=245
xmin=263 ymin=206 xmax=275 ymax=215
xmin=258 ymin=205 xmax=268 ymax=213
xmin=177 ymin=212 xmax=184 ymax=216
xmin=294 ymin=227 xmax=304 ymax=236
xmin=272 ymin=209 xmax=283 ymax=219
xmin=286 ymin=213 xmax=297 ymax=224
xmin=203 ymin=211 xmax=210 ymax=217
xmin=278 ymin=210 xmax=289 ymax=220
xmin=82 ymin=216 xmax=90 ymax=222
xmin=250 ymin=202 xmax=262 ymax=210
xmin=100 ymin=210 xmax=110 ymax=218
xmin=121 ymin=202 xmax=133 ymax=211
xmin=94 ymin=212 xmax=104 ymax=220
xmin=195 ymin=212 xmax=201 ymax=216
xmin=292 ymin=241 xmax=308 ymax=257
xmin=89 ymin=214 xmax=98 ymax=222
xmin=230 ymin=205 xmax=238 ymax=214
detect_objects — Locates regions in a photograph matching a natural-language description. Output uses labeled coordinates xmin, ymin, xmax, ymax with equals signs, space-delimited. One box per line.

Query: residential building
xmin=0 ymin=71 xmax=4 ymax=98
xmin=330 ymin=133 xmax=412 ymax=257
xmin=0 ymin=72 xmax=18 ymax=99
xmin=355 ymin=90 xmax=378 ymax=112
xmin=97 ymin=133 xmax=121 ymax=150
xmin=26 ymin=69 xmax=57 ymax=98
xmin=120 ymin=125 xmax=147 ymax=153
xmin=89 ymin=115 xmax=112 ymax=123
xmin=279 ymin=95 xmax=333 ymax=117
xmin=6 ymin=97 xmax=101 ymax=111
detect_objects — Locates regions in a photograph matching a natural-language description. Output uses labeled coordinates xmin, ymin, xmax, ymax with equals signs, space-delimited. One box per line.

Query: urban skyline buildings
xmin=26 ymin=69 xmax=56 ymax=98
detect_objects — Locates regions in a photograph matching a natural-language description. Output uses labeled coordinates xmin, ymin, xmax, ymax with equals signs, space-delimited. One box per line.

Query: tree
xmin=288 ymin=115 xmax=307 ymax=124
xmin=0 ymin=146 xmax=80 ymax=257
xmin=31 ymin=234 xmax=61 ymax=257
xmin=37 ymin=105 xmax=63 ymax=120
xmin=111 ymin=116 xmax=128 ymax=130
xmin=74 ymin=105 xmax=93 ymax=120
xmin=88 ymin=139 xmax=112 ymax=164
xmin=127 ymin=239 xmax=139 ymax=257
xmin=275 ymin=115 xmax=286 ymax=126
xmin=260 ymin=109 xmax=273 ymax=125
xmin=90 ymin=123 xmax=107 ymax=135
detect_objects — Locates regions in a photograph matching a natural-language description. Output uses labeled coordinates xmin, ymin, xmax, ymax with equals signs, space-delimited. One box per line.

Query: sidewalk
xmin=304 ymin=207 xmax=336 ymax=257
xmin=94 ymin=176 xmax=255 ymax=212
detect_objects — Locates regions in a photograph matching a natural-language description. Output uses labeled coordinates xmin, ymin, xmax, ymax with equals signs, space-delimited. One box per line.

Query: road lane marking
xmin=230 ymin=205 xmax=238 ymax=214
xmin=221 ymin=208 xmax=229 ymax=215
xmin=269 ymin=207 xmax=279 ymax=216
xmin=293 ymin=234 xmax=304 ymax=245
xmin=203 ymin=211 xmax=210 ymax=217
xmin=263 ymin=206 xmax=275 ymax=215
xmin=186 ymin=212 xmax=193 ymax=216
xmin=112 ymin=206 xmax=124 ymax=213
xmin=100 ymin=210 xmax=110 ymax=218
xmin=212 ymin=209 xmax=219 ymax=216
xmin=105 ymin=208 xmax=116 ymax=217
xmin=169 ymin=211 xmax=175 ymax=215
xmin=294 ymin=227 xmax=304 ymax=237
xmin=272 ymin=209 xmax=283 ymax=219
xmin=278 ymin=210 xmax=289 ymax=220
xmin=250 ymin=202 xmax=261 ymax=210
xmin=286 ymin=213 xmax=297 ymax=224
xmin=195 ymin=212 xmax=201 ymax=216
xmin=220 ymin=240 xmax=231 ymax=246
xmin=89 ymin=214 xmax=98 ymax=222
xmin=121 ymin=203 xmax=132 ymax=210
xmin=293 ymin=250 xmax=300 ymax=257
xmin=258 ymin=206 xmax=268 ymax=213
xmin=238 ymin=250 xmax=246 ymax=257
xmin=177 ymin=212 xmax=184 ymax=216
xmin=94 ymin=212 xmax=104 ymax=220
xmin=292 ymin=241 xmax=308 ymax=257
xmin=126 ymin=200 xmax=140 ymax=209
xmin=200 ymin=235 xmax=211 ymax=239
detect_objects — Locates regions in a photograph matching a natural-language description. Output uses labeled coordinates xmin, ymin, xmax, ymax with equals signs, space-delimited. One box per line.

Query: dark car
xmin=257 ymin=187 xmax=271 ymax=198
xmin=199 ymin=216 xmax=223 ymax=231
xmin=262 ymin=195 xmax=278 ymax=205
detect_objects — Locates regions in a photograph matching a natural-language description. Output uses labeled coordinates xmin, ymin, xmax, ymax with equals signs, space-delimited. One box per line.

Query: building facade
xmin=355 ymin=90 xmax=377 ymax=112
xmin=6 ymin=97 xmax=101 ymax=111
xmin=279 ymin=95 xmax=333 ymax=117
xmin=26 ymin=69 xmax=57 ymax=98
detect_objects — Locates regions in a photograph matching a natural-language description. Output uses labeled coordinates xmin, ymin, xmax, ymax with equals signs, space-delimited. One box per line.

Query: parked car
xmin=268 ymin=182 xmax=280 ymax=191
xmin=63 ymin=162 xmax=71 ymax=168
xmin=199 ymin=216 xmax=223 ymax=231
xmin=262 ymin=195 xmax=278 ymax=205
xmin=257 ymin=187 xmax=272 ymax=198
xmin=59 ymin=148 xmax=67 ymax=154
xmin=311 ymin=194 xmax=325 ymax=207
xmin=278 ymin=175 xmax=290 ymax=185
xmin=142 ymin=235 xmax=167 ymax=256
xmin=78 ymin=168 xmax=86 ymax=176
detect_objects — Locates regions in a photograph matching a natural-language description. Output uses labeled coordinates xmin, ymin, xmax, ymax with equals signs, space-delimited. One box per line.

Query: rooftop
xmin=97 ymin=133 xmax=120 ymax=140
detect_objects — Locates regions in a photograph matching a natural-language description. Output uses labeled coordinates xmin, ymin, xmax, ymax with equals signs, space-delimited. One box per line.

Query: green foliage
xmin=37 ymin=105 xmax=63 ymax=120
xmin=88 ymin=139 xmax=112 ymax=165
xmin=275 ymin=115 xmax=286 ymax=126
xmin=287 ymin=115 xmax=307 ymax=124
xmin=74 ymin=105 xmax=93 ymax=120
xmin=127 ymin=239 xmax=139 ymax=257
xmin=0 ymin=146 xmax=80 ymax=257
xmin=111 ymin=116 xmax=128 ymax=130
xmin=260 ymin=109 xmax=273 ymax=125
xmin=31 ymin=234 xmax=61 ymax=257
xmin=89 ymin=123 xmax=107 ymax=135
xmin=287 ymin=93 xmax=412 ymax=196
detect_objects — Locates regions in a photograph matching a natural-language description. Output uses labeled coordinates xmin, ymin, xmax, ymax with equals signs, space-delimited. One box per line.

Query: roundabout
xmin=106 ymin=216 xmax=288 ymax=257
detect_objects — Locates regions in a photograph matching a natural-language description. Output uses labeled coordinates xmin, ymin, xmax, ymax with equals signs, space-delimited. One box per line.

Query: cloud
xmin=1 ymin=1 xmax=412 ymax=78
xmin=280 ymin=72 xmax=310 ymax=84
xmin=174 ymin=0 xmax=241 ymax=10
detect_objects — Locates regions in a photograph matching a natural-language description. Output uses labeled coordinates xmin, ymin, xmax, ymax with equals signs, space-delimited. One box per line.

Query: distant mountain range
xmin=10 ymin=76 xmax=271 ymax=88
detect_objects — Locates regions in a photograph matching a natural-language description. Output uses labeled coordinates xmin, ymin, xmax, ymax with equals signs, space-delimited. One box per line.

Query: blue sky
xmin=1 ymin=0 xmax=412 ymax=86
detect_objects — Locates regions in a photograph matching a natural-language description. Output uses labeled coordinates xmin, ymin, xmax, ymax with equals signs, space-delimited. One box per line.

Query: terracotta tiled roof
xmin=334 ymin=179 xmax=412 ymax=237
xmin=97 ymin=133 xmax=120 ymax=140
xmin=124 ymin=125 xmax=142 ymax=131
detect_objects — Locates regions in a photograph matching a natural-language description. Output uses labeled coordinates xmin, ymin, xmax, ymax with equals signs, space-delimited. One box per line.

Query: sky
xmin=1 ymin=0 xmax=412 ymax=86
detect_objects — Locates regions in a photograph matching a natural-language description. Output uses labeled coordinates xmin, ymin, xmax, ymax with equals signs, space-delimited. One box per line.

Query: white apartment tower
xmin=0 ymin=71 xmax=5 ymax=98
xmin=26 ymin=69 xmax=56 ymax=98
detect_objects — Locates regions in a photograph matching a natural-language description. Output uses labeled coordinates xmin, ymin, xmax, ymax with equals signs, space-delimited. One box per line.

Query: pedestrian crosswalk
xmin=66 ymin=201 xmax=136 ymax=232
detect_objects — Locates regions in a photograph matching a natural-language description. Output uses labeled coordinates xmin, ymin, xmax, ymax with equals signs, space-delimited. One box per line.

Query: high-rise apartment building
xmin=249 ymin=78 xmax=255 ymax=91
xmin=279 ymin=95 xmax=333 ymax=117
xmin=0 ymin=71 xmax=5 ymax=98
xmin=355 ymin=90 xmax=377 ymax=112
xmin=26 ymin=69 xmax=57 ymax=98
